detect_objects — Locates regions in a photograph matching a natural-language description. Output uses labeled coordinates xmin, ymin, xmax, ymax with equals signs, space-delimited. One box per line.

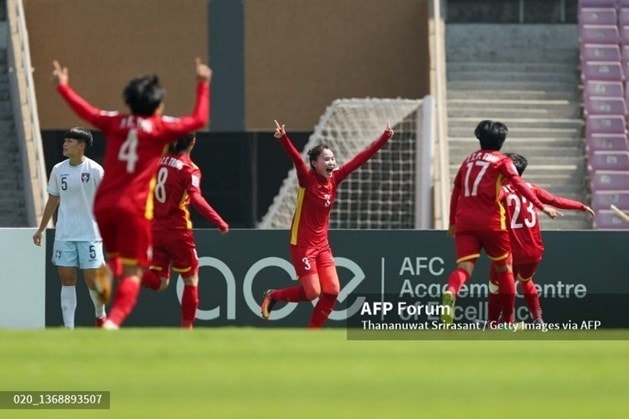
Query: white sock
xmin=60 ymin=286 xmax=77 ymax=328
xmin=88 ymin=289 xmax=106 ymax=319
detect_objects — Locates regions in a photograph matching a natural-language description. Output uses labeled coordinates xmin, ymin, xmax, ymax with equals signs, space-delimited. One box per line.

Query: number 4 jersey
xmin=56 ymin=83 xmax=209 ymax=220
xmin=449 ymin=150 xmax=545 ymax=232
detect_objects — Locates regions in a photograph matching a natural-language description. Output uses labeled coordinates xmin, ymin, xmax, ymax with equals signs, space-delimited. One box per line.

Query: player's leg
xmin=487 ymin=263 xmax=501 ymax=323
xmin=485 ymin=230 xmax=515 ymax=324
xmin=78 ymin=240 xmax=107 ymax=326
xmin=514 ymin=263 xmax=543 ymax=323
xmin=308 ymin=249 xmax=340 ymax=328
xmin=442 ymin=232 xmax=479 ymax=324
xmin=142 ymin=232 xmax=171 ymax=292
xmin=261 ymin=246 xmax=313 ymax=320
xmin=171 ymin=231 xmax=200 ymax=328
xmin=53 ymin=240 xmax=78 ymax=328
xmin=101 ymin=210 xmax=152 ymax=330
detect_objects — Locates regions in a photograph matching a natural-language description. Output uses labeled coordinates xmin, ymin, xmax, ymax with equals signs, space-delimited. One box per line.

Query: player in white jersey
xmin=32 ymin=127 xmax=107 ymax=328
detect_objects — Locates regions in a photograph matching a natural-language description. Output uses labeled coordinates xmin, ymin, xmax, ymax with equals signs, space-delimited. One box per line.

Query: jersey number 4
xmin=118 ymin=129 xmax=140 ymax=173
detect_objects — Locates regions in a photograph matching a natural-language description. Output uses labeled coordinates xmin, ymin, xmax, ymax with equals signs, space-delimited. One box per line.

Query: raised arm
xmin=335 ymin=122 xmax=394 ymax=183
xmin=274 ymin=120 xmax=310 ymax=183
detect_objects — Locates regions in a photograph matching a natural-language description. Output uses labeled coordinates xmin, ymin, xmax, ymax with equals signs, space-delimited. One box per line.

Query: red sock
xmin=272 ymin=286 xmax=308 ymax=302
xmin=107 ymin=277 xmax=140 ymax=327
xmin=308 ymin=293 xmax=337 ymax=328
xmin=446 ymin=268 xmax=470 ymax=295
xmin=487 ymin=266 xmax=501 ymax=322
xmin=497 ymin=270 xmax=516 ymax=323
xmin=181 ymin=285 xmax=198 ymax=328
xmin=519 ymin=279 xmax=542 ymax=321
xmin=141 ymin=270 xmax=161 ymax=291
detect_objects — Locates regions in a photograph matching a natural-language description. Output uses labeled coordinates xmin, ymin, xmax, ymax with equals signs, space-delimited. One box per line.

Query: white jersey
xmin=47 ymin=157 xmax=104 ymax=241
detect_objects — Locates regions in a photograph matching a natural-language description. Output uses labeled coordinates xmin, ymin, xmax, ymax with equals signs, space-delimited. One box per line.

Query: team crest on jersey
xmin=55 ymin=250 xmax=62 ymax=259
xmin=81 ymin=173 xmax=90 ymax=183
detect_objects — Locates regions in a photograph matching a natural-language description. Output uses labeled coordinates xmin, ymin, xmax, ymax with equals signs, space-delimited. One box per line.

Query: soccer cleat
xmin=102 ymin=320 xmax=119 ymax=330
xmin=260 ymin=289 xmax=276 ymax=320
xmin=96 ymin=315 xmax=107 ymax=328
xmin=94 ymin=263 xmax=113 ymax=305
xmin=441 ymin=291 xmax=455 ymax=324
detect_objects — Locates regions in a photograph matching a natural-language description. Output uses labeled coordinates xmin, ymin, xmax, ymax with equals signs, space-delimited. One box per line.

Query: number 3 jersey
xmin=56 ymin=83 xmax=209 ymax=220
xmin=47 ymin=157 xmax=104 ymax=241
xmin=501 ymin=180 xmax=588 ymax=263
xmin=449 ymin=150 xmax=545 ymax=232
xmin=152 ymin=153 xmax=227 ymax=231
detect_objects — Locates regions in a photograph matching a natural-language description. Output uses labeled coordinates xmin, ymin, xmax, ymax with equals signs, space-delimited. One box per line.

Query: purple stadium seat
xmin=586 ymin=115 xmax=627 ymax=137
xmin=621 ymin=26 xmax=629 ymax=46
xmin=593 ymin=210 xmax=629 ymax=229
xmin=581 ymin=44 xmax=621 ymax=64
xmin=587 ymin=133 xmax=629 ymax=155
xmin=580 ymin=0 xmax=619 ymax=7
xmin=580 ymin=25 xmax=620 ymax=45
xmin=579 ymin=8 xmax=618 ymax=26
xmin=581 ymin=62 xmax=625 ymax=82
xmin=591 ymin=190 xmax=629 ymax=211
xmin=584 ymin=80 xmax=624 ymax=98
xmin=620 ymin=8 xmax=629 ymax=26
xmin=590 ymin=170 xmax=629 ymax=190
xmin=584 ymin=96 xmax=628 ymax=115
xmin=588 ymin=151 xmax=629 ymax=170
xmin=620 ymin=0 xmax=629 ymax=8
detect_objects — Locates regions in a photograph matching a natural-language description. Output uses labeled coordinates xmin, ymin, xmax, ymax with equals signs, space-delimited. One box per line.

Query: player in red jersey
xmin=52 ymin=58 xmax=212 ymax=329
xmin=487 ymin=153 xmax=595 ymax=324
xmin=261 ymin=120 xmax=394 ymax=328
xmin=442 ymin=120 xmax=560 ymax=325
xmin=141 ymin=133 xmax=229 ymax=328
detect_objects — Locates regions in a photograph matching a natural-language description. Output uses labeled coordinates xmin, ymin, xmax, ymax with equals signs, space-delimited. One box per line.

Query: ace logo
xmin=175 ymin=256 xmax=367 ymax=321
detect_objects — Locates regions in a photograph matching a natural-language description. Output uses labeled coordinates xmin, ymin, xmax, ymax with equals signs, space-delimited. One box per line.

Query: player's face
xmin=62 ymin=138 xmax=83 ymax=159
xmin=313 ymin=149 xmax=336 ymax=179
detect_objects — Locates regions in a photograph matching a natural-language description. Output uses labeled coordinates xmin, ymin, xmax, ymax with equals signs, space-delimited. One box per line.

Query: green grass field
xmin=1 ymin=328 xmax=628 ymax=418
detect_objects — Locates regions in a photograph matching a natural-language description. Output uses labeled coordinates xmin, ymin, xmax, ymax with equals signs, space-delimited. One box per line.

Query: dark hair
xmin=123 ymin=74 xmax=165 ymax=116
xmin=169 ymin=133 xmax=195 ymax=154
xmin=505 ymin=152 xmax=528 ymax=176
xmin=64 ymin=127 xmax=93 ymax=149
xmin=474 ymin=120 xmax=508 ymax=151
xmin=307 ymin=144 xmax=331 ymax=168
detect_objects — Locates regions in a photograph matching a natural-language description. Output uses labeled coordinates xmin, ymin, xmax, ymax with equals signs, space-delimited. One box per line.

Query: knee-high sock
xmin=88 ymin=289 xmax=107 ymax=319
xmin=446 ymin=268 xmax=470 ymax=296
xmin=496 ymin=269 xmax=516 ymax=323
xmin=487 ymin=265 xmax=501 ymax=323
xmin=107 ymin=277 xmax=140 ymax=327
xmin=519 ymin=279 xmax=542 ymax=321
xmin=181 ymin=285 xmax=198 ymax=328
xmin=60 ymin=285 xmax=77 ymax=328
xmin=308 ymin=292 xmax=337 ymax=328
xmin=272 ymin=286 xmax=308 ymax=302
xmin=141 ymin=269 xmax=162 ymax=291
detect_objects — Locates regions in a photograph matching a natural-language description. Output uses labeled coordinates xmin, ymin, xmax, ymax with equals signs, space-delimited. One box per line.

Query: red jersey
xmin=152 ymin=153 xmax=227 ymax=231
xmin=56 ymin=83 xmax=209 ymax=220
xmin=278 ymin=131 xmax=392 ymax=248
xmin=449 ymin=150 xmax=545 ymax=232
xmin=501 ymin=180 xmax=588 ymax=264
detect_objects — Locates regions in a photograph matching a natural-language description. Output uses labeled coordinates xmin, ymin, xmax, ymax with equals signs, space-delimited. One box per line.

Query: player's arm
xmin=535 ymin=185 xmax=595 ymax=216
xmin=189 ymin=191 xmax=229 ymax=234
xmin=335 ymin=122 xmax=394 ymax=182
xmin=33 ymin=194 xmax=60 ymax=246
xmin=506 ymin=168 xmax=560 ymax=219
xmin=447 ymin=170 xmax=462 ymax=238
xmin=164 ymin=59 xmax=211 ymax=136
xmin=273 ymin=120 xmax=310 ymax=184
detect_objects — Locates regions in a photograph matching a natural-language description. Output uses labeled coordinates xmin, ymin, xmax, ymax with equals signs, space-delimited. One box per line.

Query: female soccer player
xmin=261 ymin=120 xmax=394 ymax=328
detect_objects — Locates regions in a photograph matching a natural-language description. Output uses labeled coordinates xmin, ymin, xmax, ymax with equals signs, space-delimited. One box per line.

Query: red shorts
xmin=455 ymin=229 xmax=511 ymax=266
xmin=94 ymin=204 xmax=152 ymax=267
xmin=150 ymin=229 xmax=199 ymax=278
xmin=513 ymin=262 xmax=540 ymax=281
xmin=289 ymin=245 xmax=335 ymax=277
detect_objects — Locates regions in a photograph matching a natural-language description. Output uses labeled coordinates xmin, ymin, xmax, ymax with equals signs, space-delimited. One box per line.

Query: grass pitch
xmin=1 ymin=328 xmax=628 ymax=418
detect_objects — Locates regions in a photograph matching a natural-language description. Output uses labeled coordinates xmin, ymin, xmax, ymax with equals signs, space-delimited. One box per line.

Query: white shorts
xmin=52 ymin=240 xmax=104 ymax=269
